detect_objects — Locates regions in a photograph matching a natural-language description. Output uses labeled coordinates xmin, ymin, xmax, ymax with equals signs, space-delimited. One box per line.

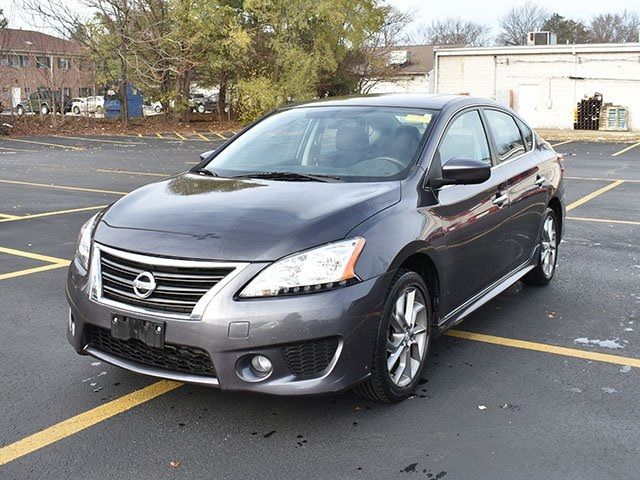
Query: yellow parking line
xmin=0 ymin=380 xmax=182 ymax=466
xmin=447 ymin=330 xmax=640 ymax=369
xmin=155 ymin=133 xmax=164 ymax=139
xmin=565 ymin=176 xmax=640 ymax=184
xmin=194 ymin=132 xmax=209 ymax=141
xmin=0 ymin=262 xmax=69 ymax=281
xmin=0 ymin=205 xmax=107 ymax=223
xmin=0 ymin=213 xmax=21 ymax=220
xmin=137 ymin=133 xmax=143 ymax=137
xmin=0 ymin=246 xmax=70 ymax=264
xmin=566 ymin=180 xmax=624 ymax=212
xmin=174 ymin=131 xmax=187 ymax=141
xmin=0 ymin=146 xmax=36 ymax=152
xmin=53 ymin=135 xmax=141 ymax=145
xmin=550 ymin=140 xmax=573 ymax=148
xmin=0 ymin=179 xmax=126 ymax=196
xmin=97 ymin=168 xmax=167 ymax=177
xmin=4 ymin=138 xmax=83 ymax=151
xmin=612 ymin=142 xmax=640 ymax=157
xmin=212 ymin=132 xmax=227 ymax=140
xmin=567 ymin=216 xmax=640 ymax=226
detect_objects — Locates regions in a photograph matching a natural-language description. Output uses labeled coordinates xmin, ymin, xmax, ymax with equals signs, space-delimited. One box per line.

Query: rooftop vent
xmin=527 ymin=31 xmax=557 ymax=46
xmin=388 ymin=50 xmax=411 ymax=66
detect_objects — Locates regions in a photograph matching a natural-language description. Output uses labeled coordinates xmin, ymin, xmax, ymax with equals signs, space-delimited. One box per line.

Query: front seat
xmin=387 ymin=125 xmax=421 ymax=161
xmin=322 ymin=126 xmax=370 ymax=167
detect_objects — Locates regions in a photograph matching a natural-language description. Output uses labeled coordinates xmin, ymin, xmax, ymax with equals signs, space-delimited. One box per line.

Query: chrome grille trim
xmin=90 ymin=243 xmax=249 ymax=320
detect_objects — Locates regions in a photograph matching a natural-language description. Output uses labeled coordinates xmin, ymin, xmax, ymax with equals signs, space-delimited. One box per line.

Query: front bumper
xmin=66 ymin=254 xmax=393 ymax=396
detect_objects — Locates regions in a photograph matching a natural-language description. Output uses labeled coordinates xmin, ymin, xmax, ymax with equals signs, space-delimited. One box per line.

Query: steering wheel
xmin=366 ymin=156 xmax=407 ymax=169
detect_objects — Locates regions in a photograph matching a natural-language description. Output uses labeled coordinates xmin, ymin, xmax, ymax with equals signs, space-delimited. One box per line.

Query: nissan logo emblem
xmin=132 ymin=271 xmax=157 ymax=299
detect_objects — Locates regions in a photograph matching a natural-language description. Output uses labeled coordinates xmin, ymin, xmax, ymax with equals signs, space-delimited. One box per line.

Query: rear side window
xmin=485 ymin=110 xmax=526 ymax=163
xmin=515 ymin=117 xmax=534 ymax=150
xmin=438 ymin=110 xmax=491 ymax=165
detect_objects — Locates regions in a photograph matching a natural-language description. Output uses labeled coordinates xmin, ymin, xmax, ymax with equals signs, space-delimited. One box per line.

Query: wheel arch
xmin=548 ymin=196 xmax=563 ymax=238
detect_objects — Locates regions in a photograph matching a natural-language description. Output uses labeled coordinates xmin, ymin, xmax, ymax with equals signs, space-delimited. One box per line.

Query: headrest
xmin=335 ymin=126 xmax=369 ymax=152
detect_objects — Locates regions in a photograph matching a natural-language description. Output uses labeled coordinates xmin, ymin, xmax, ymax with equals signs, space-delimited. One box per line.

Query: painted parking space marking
xmin=174 ymin=131 xmax=187 ymax=141
xmin=0 ymin=213 xmax=21 ymax=220
xmin=52 ymin=135 xmax=142 ymax=145
xmin=0 ymin=205 xmax=107 ymax=224
xmin=155 ymin=133 xmax=164 ymax=139
xmin=3 ymin=138 xmax=83 ymax=151
xmin=447 ymin=330 xmax=640 ymax=369
xmin=211 ymin=131 xmax=227 ymax=140
xmin=567 ymin=216 xmax=640 ymax=226
xmin=0 ymin=380 xmax=182 ymax=466
xmin=96 ymin=168 xmax=168 ymax=177
xmin=0 ymin=146 xmax=37 ymax=153
xmin=611 ymin=142 xmax=640 ymax=157
xmin=566 ymin=179 xmax=625 ymax=212
xmin=565 ymin=176 xmax=640 ymax=183
xmin=3 ymin=327 xmax=640 ymax=466
xmin=0 ymin=179 xmax=126 ymax=196
xmin=550 ymin=140 xmax=573 ymax=148
xmin=194 ymin=132 xmax=210 ymax=141
xmin=0 ymin=246 xmax=70 ymax=281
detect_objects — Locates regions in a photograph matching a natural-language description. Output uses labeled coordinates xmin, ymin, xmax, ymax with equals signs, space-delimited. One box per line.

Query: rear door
xmin=483 ymin=108 xmax=548 ymax=271
xmin=432 ymin=109 xmax=510 ymax=316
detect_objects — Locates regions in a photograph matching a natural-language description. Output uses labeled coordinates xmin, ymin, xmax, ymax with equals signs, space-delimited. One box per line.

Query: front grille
xmin=99 ymin=250 xmax=235 ymax=316
xmin=87 ymin=326 xmax=216 ymax=377
xmin=282 ymin=337 xmax=339 ymax=378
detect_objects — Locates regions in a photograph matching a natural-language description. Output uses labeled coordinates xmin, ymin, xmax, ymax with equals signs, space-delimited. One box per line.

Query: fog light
xmin=250 ymin=355 xmax=272 ymax=374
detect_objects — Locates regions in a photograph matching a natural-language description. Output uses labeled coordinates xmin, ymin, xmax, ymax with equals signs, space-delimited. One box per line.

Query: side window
xmin=515 ymin=117 xmax=534 ymax=151
xmin=438 ymin=110 xmax=491 ymax=165
xmin=485 ymin=110 xmax=526 ymax=162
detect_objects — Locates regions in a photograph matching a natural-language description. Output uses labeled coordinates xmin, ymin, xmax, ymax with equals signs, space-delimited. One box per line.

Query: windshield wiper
xmin=190 ymin=167 xmax=218 ymax=177
xmin=233 ymin=171 xmax=341 ymax=182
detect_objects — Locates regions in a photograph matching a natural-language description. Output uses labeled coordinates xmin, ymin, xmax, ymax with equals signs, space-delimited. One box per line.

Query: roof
xmin=382 ymin=45 xmax=435 ymax=75
xmin=292 ymin=93 xmax=490 ymax=110
xmin=0 ymin=28 xmax=85 ymax=56
xmin=435 ymin=42 xmax=640 ymax=57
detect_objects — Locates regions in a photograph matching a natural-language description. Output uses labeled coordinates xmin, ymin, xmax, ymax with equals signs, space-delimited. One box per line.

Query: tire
xmin=73 ymin=106 xmax=80 ymax=115
xmin=96 ymin=105 xmax=104 ymax=114
xmin=354 ymin=269 xmax=432 ymax=403
xmin=154 ymin=105 xmax=162 ymax=113
xmin=523 ymin=208 xmax=559 ymax=286
xmin=196 ymin=103 xmax=205 ymax=114
xmin=40 ymin=104 xmax=50 ymax=115
xmin=16 ymin=105 xmax=24 ymax=115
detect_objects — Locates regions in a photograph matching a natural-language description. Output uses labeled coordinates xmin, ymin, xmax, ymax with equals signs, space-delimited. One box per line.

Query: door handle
xmin=492 ymin=193 xmax=508 ymax=206
xmin=535 ymin=175 xmax=546 ymax=187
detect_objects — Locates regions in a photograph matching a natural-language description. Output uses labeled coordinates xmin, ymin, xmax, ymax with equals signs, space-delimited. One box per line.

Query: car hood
xmin=95 ymin=173 xmax=400 ymax=261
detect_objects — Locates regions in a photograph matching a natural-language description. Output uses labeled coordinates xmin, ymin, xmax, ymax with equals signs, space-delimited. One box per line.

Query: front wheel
xmin=16 ymin=105 xmax=24 ymax=115
xmin=523 ymin=208 xmax=559 ymax=286
xmin=73 ymin=106 xmax=80 ymax=115
xmin=196 ymin=103 xmax=205 ymax=114
xmin=354 ymin=270 xmax=432 ymax=403
xmin=40 ymin=104 xmax=50 ymax=115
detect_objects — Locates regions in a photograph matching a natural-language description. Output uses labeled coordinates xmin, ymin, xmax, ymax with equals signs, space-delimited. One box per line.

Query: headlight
xmin=76 ymin=213 xmax=100 ymax=271
xmin=239 ymin=237 xmax=366 ymax=298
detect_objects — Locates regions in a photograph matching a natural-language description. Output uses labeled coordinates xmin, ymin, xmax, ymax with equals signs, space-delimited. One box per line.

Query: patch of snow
xmin=573 ymin=337 xmax=623 ymax=349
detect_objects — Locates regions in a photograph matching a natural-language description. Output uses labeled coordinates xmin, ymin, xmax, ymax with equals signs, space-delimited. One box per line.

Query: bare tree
xmin=411 ymin=17 xmax=491 ymax=47
xmin=589 ymin=11 xmax=640 ymax=43
xmin=356 ymin=5 xmax=413 ymax=94
xmin=0 ymin=9 xmax=8 ymax=28
xmin=497 ymin=1 xmax=549 ymax=45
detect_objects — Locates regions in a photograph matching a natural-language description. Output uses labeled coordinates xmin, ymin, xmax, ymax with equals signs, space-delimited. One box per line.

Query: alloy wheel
xmin=386 ymin=287 xmax=429 ymax=387
xmin=540 ymin=214 xmax=557 ymax=277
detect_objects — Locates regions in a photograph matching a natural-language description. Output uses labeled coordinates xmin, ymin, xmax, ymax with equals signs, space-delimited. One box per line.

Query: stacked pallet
xmin=574 ymin=93 xmax=603 ymax=130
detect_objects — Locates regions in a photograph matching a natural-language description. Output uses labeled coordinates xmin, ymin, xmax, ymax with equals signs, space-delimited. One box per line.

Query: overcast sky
xmin=1 ymin=0 xmax=639 ymax=34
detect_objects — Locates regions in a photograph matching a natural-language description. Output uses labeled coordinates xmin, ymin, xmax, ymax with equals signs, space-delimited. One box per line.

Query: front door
xmin=432 ymin=110 xmax=511 ymax=316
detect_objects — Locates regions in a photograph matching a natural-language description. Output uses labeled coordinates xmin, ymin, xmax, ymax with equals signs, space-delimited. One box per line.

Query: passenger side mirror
xmin=433 ymin=157 xmax=491 ymax=188
xmin=199 ymin=149 xmax=216 ymax=162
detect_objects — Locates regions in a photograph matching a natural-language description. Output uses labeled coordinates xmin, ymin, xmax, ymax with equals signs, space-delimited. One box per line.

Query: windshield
xmin=203 ymin=106 xmax=438 ymax=182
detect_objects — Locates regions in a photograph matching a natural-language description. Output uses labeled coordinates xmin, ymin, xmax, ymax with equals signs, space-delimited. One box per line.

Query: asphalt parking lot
xmin=1 ymin=133 xmax=639 ymax=479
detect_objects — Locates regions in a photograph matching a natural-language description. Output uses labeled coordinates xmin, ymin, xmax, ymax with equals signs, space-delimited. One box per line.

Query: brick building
xmin=0 ymin=28 xmax=96 ymax=110
xmin=433 ymin=43 xmax=640 ymax=130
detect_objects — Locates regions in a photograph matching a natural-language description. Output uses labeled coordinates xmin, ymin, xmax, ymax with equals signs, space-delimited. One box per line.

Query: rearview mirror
xmin=434 ymin=157 xmax=491 ymax=187
xmin=199 ymin=149 xmax=216 ymax=162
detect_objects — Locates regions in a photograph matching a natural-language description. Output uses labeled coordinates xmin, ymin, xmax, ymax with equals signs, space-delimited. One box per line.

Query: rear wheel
xmin=73 ymin=106 xmax=80 ymax=115
xmin=523 ymin=208 xmax=558 ymax=286
xmin=16 ymin=105 xmax=24 ymax=115
xmin=40 ymin=104 xmax=50 ymax=115
xmin=196 ymin=103 xmax=205 ymax=114
xmin=354 ymin=270 xmax=432 ymax=403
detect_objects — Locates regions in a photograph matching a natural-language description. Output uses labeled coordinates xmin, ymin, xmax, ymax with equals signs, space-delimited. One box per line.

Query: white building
xmin=366 ymin=45 xmax=434 ymax=94
xmin=434 ymin=43 xmax=640 ymax=130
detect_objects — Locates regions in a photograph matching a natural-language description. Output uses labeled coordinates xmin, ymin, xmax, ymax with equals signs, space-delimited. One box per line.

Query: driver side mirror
xmin=432 ymin=157 xmax=491 ymax=188
xmin=199 ymin=149 xmax=216 ymax=162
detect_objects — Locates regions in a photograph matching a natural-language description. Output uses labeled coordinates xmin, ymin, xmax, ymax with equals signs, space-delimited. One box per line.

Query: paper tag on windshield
xmin=403 ymin=113 xmax=432 ymax=124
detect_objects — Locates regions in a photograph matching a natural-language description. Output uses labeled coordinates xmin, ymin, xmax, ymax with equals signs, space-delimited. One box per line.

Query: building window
xmin=20 ymin=55 xmax=30 ymax=67
xmin=36 ymin=56 xmax=51 ymax=69
xmin=9 ymin=55 xmax=21 ymax=67
xmin=79 ymin=87 xmax=92 ymax=97
xmin=57 ymin=57 xmax=71 ymax=70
